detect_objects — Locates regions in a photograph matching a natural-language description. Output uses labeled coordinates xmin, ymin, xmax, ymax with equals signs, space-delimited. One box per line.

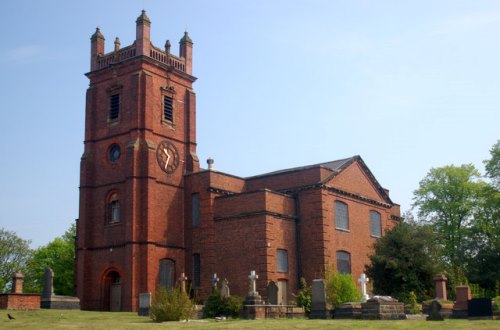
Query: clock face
xmin=109 ymin=144 xmax=121 ymax=163
xmin=156 ymin=140 xmax=179 ymax=174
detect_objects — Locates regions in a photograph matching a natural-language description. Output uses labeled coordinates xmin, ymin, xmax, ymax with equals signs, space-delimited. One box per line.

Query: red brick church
xmin=76 ymin=11 xmax=401 ymax=311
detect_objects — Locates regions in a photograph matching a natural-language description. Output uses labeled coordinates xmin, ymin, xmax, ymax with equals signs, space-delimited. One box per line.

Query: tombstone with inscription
xmin=220 ymin=278 xmax=230 ymax=298
xmin=468 ymin=298 xmax=493 ymax=320
xmin=426 ymin=300 xmax=444 ymax=321
xmin=138 ymin=292 xmax=151 ymax=316
xmin=267 ymin=281 xmax=278 ymax=305
xmin=309 ymin=279 xmax=330 ymax=319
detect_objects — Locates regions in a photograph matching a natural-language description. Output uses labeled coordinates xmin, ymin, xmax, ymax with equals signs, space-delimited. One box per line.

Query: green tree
xmin=484 ymin=140 xmax=500 ymax=188
xmin=365 ymin=219 xmax=440 ymax=303
xmin=26 ymin=224 xmax=76 ymax=295
xmin=412 ymin=164 xmax=485 ymax=282
xmin=0 ymin=228 xmax=32 ymax=292
xmin=325 ymin=267 xmax=361 ymax=307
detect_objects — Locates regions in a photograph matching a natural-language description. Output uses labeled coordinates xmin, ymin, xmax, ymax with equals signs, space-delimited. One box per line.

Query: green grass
xmin=0 ymin=310 xmax=498 ymax=329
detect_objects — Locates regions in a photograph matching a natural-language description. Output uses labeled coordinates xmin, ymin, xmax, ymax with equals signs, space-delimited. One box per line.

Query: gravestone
xmin=242 ymin=271 xmax=264 ymax=319
xmin=433 ymin=274 xmax=447 ymax=300
xmin=468 ymin=298 xmax=493 ymax=319
xmin=452 ymin=285 xmax=471 ymax=318
xmin=362 ymin=296 xmax=405 ymax=320
xmin=267 ymin=281 xmax=278 ymax=305
xmin=179 ymin=273 xmax=188 ymax=293
xmin=426 ymin=300 xmax=444 ymax=321
xmin=42 ymin=268 xmax=54 ymax=298
xmin=138 ymin=292 xmax=151 ymax=316
xmin=220 ymin=278 xmax=230 ymax=298
xmin=358 ymin=273 xmax=369 ymax=302
xmin=211 ymin=273 xmax=219 ymax=292
xmin=309 ymin=279 xmax=330 ymax=319
xmin=12 ymin=272 xmax=24 ymax=294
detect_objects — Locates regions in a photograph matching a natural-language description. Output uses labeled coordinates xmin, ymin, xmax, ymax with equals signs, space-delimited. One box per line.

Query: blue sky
xmin=0 ymin=0 xmax=498 ymax=248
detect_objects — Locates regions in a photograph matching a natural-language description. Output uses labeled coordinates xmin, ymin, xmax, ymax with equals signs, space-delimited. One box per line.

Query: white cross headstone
xmin=179 ymin=272 xmax=188 ymax=293
xmin=211 ymin=273 xmax=219 ymax=291
xmin=358 ymin=273 xmax=370 ymax=301
xmin=248 ymin=270 xmax=259 ymax=296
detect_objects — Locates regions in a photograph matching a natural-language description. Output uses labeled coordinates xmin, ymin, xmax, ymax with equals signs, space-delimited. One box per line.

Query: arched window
xmin=336 ymin=251 xmax=351 ymax=274
xmin=334 ymin=201 xmax=349 ymax=230
xmin=370 ymin=210 xmax=382 ymax=237
xmin=107 ymin=192 xmax=120 ymax=224
xmin=159 ymin=259 xmax=175 ymax=289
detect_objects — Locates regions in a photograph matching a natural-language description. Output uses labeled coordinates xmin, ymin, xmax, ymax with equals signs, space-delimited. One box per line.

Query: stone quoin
xmin=76 ymin=11 xmax=401 ymax=311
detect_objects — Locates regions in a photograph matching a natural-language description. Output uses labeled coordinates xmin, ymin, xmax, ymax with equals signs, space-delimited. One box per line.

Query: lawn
xmin=0 ymin=310 xmax=498 ymax=329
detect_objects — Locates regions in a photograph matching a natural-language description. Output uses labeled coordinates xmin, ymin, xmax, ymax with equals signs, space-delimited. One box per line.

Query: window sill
xmin=336 ymin=228 xmax=350 ymax=233
xmin=370 ymin=234 xmax=381 ymax=238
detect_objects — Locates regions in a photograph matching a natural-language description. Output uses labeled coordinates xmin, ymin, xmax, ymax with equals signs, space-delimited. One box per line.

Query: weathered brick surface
xmin=0 ymin=294 xmax=40 ymax=310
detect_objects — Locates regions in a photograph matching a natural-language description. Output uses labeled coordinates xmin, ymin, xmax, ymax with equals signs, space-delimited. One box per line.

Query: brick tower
xmin=76 ymin=11 xmax=198 ymax=311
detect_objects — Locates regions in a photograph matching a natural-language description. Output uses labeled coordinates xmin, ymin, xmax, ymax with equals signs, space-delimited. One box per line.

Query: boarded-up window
xmin=193 ymin=254 xmax=201 ymax=288
xmin=192 ymin=193 xmax=200 ymax=227
xmin=370 ymin=211 xmax=382 ymax=237
xmin=336 ymin=251 xmax=351 ymax=274
xmin=277 ymin=249 xmax=288 ymax=273
xmin=109 ymin=94 xmax=120 ymax=120
xmin=335 ymin=201 xmax=349 ymax=230
xmin=159 ymin=259 xmax=175 ymax=289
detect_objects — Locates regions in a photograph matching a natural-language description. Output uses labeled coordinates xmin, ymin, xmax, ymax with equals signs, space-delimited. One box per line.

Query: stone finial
xmin=91 ymin=27 xmax=105 ymax=41
xmin=180 ymin=31 xmax=193 ymax=44
xmin=12 ymin=272 xmax=24 ymax=294
xmin=136 ymin=10 xmax=151 ymax=25
xmin=207 ymin=158 xmax=214 ymax=170
xmin=114 ymin=37 xmax=121 ymax=52
xmin=165 ymin=40 xmax=171 ymax=57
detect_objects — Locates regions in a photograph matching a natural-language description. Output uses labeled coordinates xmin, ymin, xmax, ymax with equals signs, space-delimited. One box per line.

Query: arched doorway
xmin=102 ymin=270 xmax=121 ymax=311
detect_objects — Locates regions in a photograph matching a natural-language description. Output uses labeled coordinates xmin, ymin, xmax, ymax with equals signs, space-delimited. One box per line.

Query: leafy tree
xmin=365 ymin=219 xmax=440 ymax=303
xmin=0 ymin=228 xmax=32 ymax=292
xmin=25 ymin=224 xmax=76 ymax=295
xmin=412 ymin=164 xmax=485 ymax=282
xmin=150 ymin=286 xmax=194 ymax=322
xmin=295 ymin=277 xmax=312 ymax=314
xmin=484 ymin=140 xmax=500 ymax=188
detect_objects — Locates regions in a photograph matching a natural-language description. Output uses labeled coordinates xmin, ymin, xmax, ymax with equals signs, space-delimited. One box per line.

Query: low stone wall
xmin=361 ymin=299 xmax=405 ymax=320
xmin=0 ymin=293 xmax=41 ymax=310
xmin=241 ymin=305 xmax=304 ymax=319
xmin=41 ymin=295 xmax=80 ymax=309
xmin=334 ymin=302 xmax=362 ymax=319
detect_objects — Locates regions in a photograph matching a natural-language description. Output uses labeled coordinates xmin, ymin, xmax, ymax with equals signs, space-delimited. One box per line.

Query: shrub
xmin=203 ymin=289 xmax=243 ymax=318
xmin=407 ymin=291 xmax=422 ymax=314
xmin=150 ymin=286 xmax=194 ymax=322
xmin=493 ymin=296 xmax=500 ymax=311
xmin=295 ymin=277 xmax=311 ymax=314
xmin=325 ymin=268 xmax=361 ymax=307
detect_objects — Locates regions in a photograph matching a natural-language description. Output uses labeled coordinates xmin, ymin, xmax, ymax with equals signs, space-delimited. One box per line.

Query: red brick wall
xmin=0 ymin=294 xmax=40 ymax=310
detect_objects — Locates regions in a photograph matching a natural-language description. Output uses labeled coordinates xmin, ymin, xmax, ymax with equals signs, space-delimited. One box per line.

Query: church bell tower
xmin=76 ymin=11 xmax=199 ymax=311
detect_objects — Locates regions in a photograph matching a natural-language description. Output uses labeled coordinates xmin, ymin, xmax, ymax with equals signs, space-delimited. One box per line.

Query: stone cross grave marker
xmin=211 ymin=273 xmax=219 ymax=291
xmin=220 ymin=278 xmax=230 ymax=298
xmin=267 ymin=281 xmax=278 ymax=305
xmin=179 ymin=272 xmax=188 ymax=293
xmin=248 ymin=270 xmax=259 ymax=297
xmin=42 ymin=268 xmax=54 ymax=298
xmin=358 ymin=273 xmax=369 ymax=302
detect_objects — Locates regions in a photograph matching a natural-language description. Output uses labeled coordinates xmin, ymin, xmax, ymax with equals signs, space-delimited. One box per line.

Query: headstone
xmin=220 ymin=278 xmax=230 ymax=298
xmin=12 ymin=272 xmax=24 ymax=294
xmin=309 ymin=279 xmax=329 ymax=319
xmin=242 ymin=271 xmax=263 ymax=319
xmin=247 ymin=270 xmax=259 ymax=298
xmin=42 ymin=268 xmax=54 ymax=298
xmin=362 ymin=297 xmax=405 ymax=320
xmin=468 ymin=298 xmax=493 ymax=319
xmin=426 ymin=300 xmax=444 ymax=321
xmin=433 ymin=273 xmax=447 ymax=300
xmin=452 ymin=285 xmax=471 ymax=318
xmin=358 ymin=273 xmax=369 ymax=302
xmin=179 ymin=273 xmax=188 ymax=293
xmin=267 ymin=281 xmax=278 ymax=305
xmin=211 ymin=273 xmax=219 ymax=292
xmin=138 ymin=292 xmax=151 ymax=316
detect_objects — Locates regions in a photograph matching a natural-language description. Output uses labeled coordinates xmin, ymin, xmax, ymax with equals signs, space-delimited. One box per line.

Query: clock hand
xmin=163 ymin=147 xmax=171 ymax=169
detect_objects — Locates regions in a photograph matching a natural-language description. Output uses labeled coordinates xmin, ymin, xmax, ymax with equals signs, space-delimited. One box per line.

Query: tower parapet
xmin=89 ymin=10 xmax=193 ymax=75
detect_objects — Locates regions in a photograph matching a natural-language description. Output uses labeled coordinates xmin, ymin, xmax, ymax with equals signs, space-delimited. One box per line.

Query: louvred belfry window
xmin=163 ymin=95 xmax=173 ymax=122
xmin=109 ymin=94 xmax=120 ymax=120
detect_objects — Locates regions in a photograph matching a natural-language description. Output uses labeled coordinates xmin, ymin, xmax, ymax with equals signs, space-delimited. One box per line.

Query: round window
xmin=109 ymin=144 xmax=121 ymax=163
